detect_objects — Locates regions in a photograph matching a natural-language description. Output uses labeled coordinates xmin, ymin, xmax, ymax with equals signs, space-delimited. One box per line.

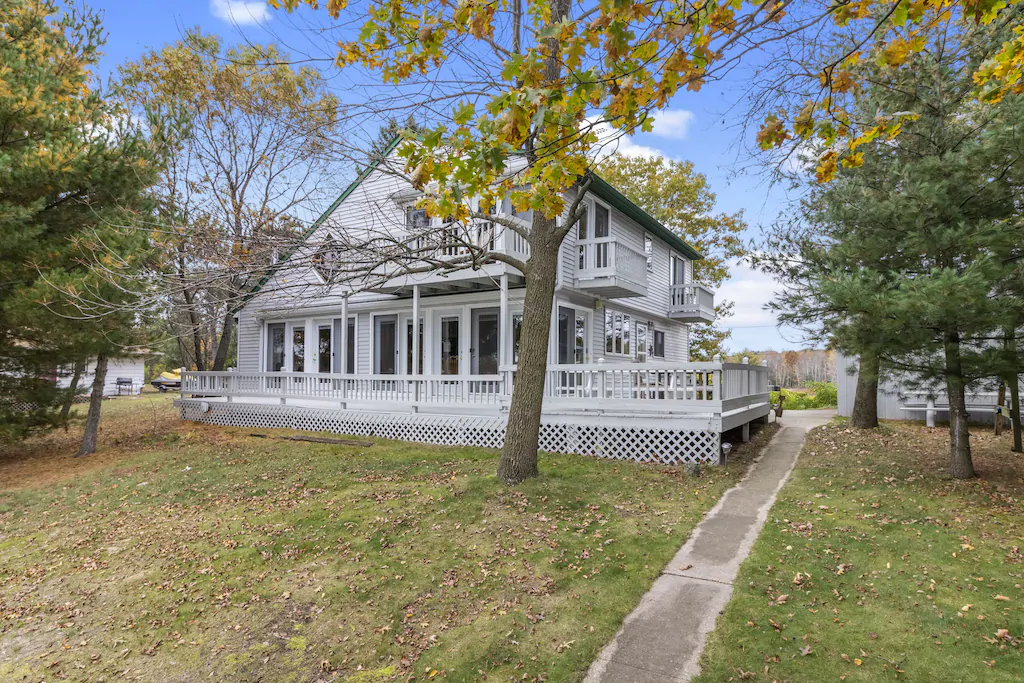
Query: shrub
xmin=770 ymin=382 xmax=838 ymax=411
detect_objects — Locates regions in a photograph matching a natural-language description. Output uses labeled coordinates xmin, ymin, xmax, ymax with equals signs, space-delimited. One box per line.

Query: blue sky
xmin=89 ymin=0 xmax=812 ymax=352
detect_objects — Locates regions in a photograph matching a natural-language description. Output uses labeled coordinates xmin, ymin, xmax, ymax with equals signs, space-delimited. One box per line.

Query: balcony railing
xmin=668 ymin=283 xmax=716 ymax=323
xmin=575 ymin=238 xmax=648 ymax=297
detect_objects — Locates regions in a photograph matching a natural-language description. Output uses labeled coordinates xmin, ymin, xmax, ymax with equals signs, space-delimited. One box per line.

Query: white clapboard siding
xmin=57 ymin=357 xmax=146 ymax=396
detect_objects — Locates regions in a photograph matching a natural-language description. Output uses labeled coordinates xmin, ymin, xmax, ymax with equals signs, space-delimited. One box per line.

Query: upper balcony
xmin=375 ymin=219 xmax=531 ymax=295
xmin=574 ymin=237 xmax=648 ymax=298
xmin=668 ymin=283 xmax=716 ymax=323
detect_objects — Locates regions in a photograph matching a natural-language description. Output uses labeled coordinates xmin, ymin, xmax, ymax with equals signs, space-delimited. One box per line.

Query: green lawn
xmin=695 ymin=420 xmax=1024 ymax=683
xmin=0 ymin=394 xmax=773 ymax=682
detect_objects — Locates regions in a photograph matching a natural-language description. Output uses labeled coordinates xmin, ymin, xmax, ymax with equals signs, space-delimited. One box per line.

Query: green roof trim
xmin=587 ymin=172 xmax=704 ymax=261
xmin=237 ymin=142 xmax=702 ymax=312
xmin=235 ymin=135 xmax=404 ymax=313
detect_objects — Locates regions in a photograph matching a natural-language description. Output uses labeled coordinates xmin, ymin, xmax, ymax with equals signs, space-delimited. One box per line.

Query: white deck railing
xmin=669 ymin=283 xmax=715 ymax=312
xmin=182 ymin=362 xmax=768 ymax=415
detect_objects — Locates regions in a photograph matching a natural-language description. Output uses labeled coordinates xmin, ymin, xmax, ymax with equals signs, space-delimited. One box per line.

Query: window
xmin=594 ymin=204 xmax=609 ymax=237
xmin=644 ymin=236 xmax=653 ymax=273
xmin=406 ymin=206 xmax=430 ymax=231
xmin=512 ymin=313 xmax=523 ymax=363
xmin=292 ymin=327 xmax=305 ymax=372
xmin=636 ymin=322 xmax=648 ymax=362
xmin=267 ymin=323 xmax=285 ymax=371
xmin=312 ymin=235 xmax=343 ymax=282
xmin=653 ymin=330 xmax=665 ymax=358
xmin=671 ymin=255 xmax=686 ymax=286
xmin=577 ymin=205 xmax=588 ymax=269
xmin=604 ymin=310 xmax=631 ymax=356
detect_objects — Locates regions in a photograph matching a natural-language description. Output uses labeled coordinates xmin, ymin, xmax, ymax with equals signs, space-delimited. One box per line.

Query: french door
xmin=374 ymin=315 xmax=398 ymax=374
xmin=555 ymin=306 xmax=588 ymax=396
xmin=439 ymin=315 xmax=460 ymax=375
xmin=471 ymin=308 xmax=500 ymax=375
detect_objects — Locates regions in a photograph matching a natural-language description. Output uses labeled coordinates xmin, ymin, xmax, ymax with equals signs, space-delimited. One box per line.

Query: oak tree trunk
xmin=76 ymin=354 xmax=108 ymax=458
xmin=850 ymin=352 xmax=879 ymax=429
xmin=944 ymin=331 xmax=975 ymax=479
xmin=497 ymin=216 xmax=560 ymax=484
xmin=212 ymin=310 xmax=234 ymax=371
xmin=60 ymin=358 xmax=85 ymax=431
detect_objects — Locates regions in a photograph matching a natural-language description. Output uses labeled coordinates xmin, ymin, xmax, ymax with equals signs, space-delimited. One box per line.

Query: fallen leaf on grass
xmin=800 ymin=645 xmax=813 ymax=656
xmin=994 ymin=595 xmax=1010 ymax=601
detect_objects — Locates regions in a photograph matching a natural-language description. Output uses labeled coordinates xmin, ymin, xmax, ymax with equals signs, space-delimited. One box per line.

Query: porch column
xmin=499 ymin=274 xmax=508 ymax=367
xmin=412 ymin=284 xmax=420 ymax=374
xmin=412 ymin=285 xmax=421 ymax=407
xmin=340 ymin=295 xmax=349 ymax=406
xmin=340 ymin=296 xmax=349 ymax=372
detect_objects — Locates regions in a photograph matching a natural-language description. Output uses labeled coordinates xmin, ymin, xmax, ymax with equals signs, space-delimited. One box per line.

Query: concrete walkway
xmin=584 ymin=409 xmax=836 ymax=683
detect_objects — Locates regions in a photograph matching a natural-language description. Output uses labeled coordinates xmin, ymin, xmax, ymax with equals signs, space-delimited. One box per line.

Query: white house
xmin=836 ymin=352 xmax=1022 ymax=426
xmin=57 ymin=354 xmax=148 ymax=397
xmin=177 ymin=153 xmax=770 ymax=464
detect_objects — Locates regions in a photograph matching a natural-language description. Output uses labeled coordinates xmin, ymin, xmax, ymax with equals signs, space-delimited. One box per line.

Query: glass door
xmin=318 ymin=325 xmax=332 ymax=373
xmin=471 ymin=309 xmax=499 ymax=375
xmin=375 ymin=315 xmax=398 ymax=374
xmin=405 ymin=318 xmax=423 ymax=374
xmin=556 ymin=307 xmax=587 ymax=396
xmin=440 ymin=315 xmax=460 ymax=375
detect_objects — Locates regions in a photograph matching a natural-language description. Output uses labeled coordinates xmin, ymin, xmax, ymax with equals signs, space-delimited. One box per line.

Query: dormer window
xmin=312 ymin=235 xmax=344 ymax=282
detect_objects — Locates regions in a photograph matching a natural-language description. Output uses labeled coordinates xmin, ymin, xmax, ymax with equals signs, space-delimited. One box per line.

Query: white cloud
xmin=588 ymin=118 xmax=669 ymax=161
xmin=717 ymin=257 xmax=780 ymax=330
xmin=718 ymin=257 xmax=814 ymax=351
xmin=210 ymin=0 xmax=270 ymax=25
xmin=649 ymin=109 xmax=695 ymax=140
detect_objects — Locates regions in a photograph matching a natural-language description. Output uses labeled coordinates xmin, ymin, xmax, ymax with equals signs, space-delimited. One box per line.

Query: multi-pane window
xmin=604 ymin=310 xmax=631 ymax=356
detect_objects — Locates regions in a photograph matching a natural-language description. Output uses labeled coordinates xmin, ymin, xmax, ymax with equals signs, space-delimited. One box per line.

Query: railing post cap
xmin=712 ymin=354 xmax=721 ymax=362
xmin=761 ymin=359 xmax=768 ymax=366
xmin=742 ymin=356 xmax=749 ymax=364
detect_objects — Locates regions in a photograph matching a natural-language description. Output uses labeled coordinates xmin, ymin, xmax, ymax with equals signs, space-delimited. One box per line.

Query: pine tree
xmin=760 ymin=20 xmax=1024 ymax=478
xmin=0 ymin=0 xmax=158 ymax=444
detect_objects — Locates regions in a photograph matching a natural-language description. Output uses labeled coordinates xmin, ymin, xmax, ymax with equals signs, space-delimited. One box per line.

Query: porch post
xmin=412 ymin=284 xmax=420 ymax=374
xmin=499 ymin=274 xmax=508 ymax=367
xmin=412 ymin=285 xmax=420 ymax=407
xmin=340 ymin=295 xmax=349 ymax=405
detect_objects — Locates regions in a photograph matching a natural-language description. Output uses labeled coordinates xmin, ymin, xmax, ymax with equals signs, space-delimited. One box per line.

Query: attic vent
xmin=312 ymin=235 xmax=344 ymax=283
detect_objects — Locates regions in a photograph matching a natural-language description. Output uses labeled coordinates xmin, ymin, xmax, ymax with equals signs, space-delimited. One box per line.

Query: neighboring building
xmin=57 ymin=353 xmax=152 ymax=397
xmin=178 ymin=153 xmax=770 ymax=464
xmin=836 ymin=352 xmax=1020 ymax=425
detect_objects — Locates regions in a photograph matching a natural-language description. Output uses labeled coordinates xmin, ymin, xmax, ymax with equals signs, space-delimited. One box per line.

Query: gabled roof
xmin=236 ymin=140 xmax=704 ymax=311
xmin=234 ymin=136 xmax=403 ymax=313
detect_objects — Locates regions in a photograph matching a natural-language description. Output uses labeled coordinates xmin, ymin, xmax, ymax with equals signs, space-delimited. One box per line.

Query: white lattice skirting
xmin=179 ymin=401 xmax=721 ymax=465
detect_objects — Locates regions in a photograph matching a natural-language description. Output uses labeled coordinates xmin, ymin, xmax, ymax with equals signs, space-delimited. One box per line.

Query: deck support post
xmin=741 ymin=421 xmax=750 ymax=442
xmin=926 ymin=397 xmax=936 ymax=428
